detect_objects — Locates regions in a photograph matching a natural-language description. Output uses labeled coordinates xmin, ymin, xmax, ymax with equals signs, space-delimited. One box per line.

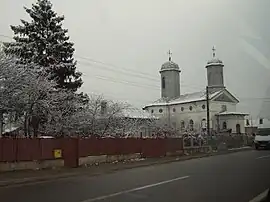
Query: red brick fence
xmin=0 ymin=138 xmax=183 ymax=169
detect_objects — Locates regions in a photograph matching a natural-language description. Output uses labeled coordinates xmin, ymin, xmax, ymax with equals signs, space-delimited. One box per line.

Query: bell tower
xmin=160 ymin=50 xmax=181 ymax=99
xmin=205 ymin=47 xmax=225 ymax=93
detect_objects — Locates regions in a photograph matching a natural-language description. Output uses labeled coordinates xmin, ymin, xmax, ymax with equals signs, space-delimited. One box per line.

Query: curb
xmin=0 ymin=147 xmax=252 ymax=188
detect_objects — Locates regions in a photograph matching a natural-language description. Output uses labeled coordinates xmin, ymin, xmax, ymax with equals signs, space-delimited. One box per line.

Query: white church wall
xmin=210 ymin=101 xmax=237 ymax=113
xmin=218 ymin=115 xmax=245 ymax=133
xmin=145 ymin=99 xmax=240 ymax=133
xmin=146 ymin=101 xmax=210 ymax=132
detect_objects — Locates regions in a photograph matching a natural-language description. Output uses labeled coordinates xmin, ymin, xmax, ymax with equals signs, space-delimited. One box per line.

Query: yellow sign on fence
xmin=54 ymin=149 xmax=62 ymax=158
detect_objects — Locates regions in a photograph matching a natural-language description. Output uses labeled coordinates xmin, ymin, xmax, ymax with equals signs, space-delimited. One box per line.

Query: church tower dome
xmin=160 ymin=50 xmax=181 ymax=99
xmin=205 ymin=47 xmax=225 ymax=93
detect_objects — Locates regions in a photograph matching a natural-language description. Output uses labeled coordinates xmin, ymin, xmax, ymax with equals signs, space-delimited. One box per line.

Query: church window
xmin=181 ymin=107 xmax=184 ymax=111
xmin=221 ymin=105 xmax=227 ymax=112
xmin=201 ymin=118 xmax=206 ymax=128
xmin=162 ymin=77 xmax=165 ymax=89
xmin=259 ymin=118 xmax=263 ymax=124
xmin=172 ymin=108 xmax=176 ymax=112
xmin=151 ymin=109 xmax=154 ymax=113
xmin=223 ymin=121 xmax=227 ymax=129
xmin=202 ymin=104 xmax=206 ymax=109
xmin=189 ymin=119 xmax=194 ymax=130
xmin=246 ymin=119 xmax=250 ymax=126
xmin=189 ymin=106 xmax=193 ymax=111
xmin=236 ymin=124 xmax=241 ymax=134
xmin=159 ymin=109 xmax=163 ymax=113
xmin=181 ymin=121 xmax=185 ymax=130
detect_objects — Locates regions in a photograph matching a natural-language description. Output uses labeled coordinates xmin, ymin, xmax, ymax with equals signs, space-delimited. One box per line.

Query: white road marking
xmin=257 ymin=154 xmax=270 ymax=159
xmin=249 ymin=189 xmax=269 ymax=202
xmin=80 ymin=175 xmax=190 ymax=202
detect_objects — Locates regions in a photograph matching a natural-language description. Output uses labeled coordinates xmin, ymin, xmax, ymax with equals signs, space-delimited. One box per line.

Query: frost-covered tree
xmin=4 ymin=0 xmax=82 ymax=91
xmin=0 ymin=52 xmax=85 ymax=137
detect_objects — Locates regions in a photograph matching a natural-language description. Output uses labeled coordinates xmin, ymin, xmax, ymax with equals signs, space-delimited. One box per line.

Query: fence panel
xmin=141 ymin=139 xmax=166 ymax=158
xmin=0 ymin=138 xmax=17 ymax=162
xmin=166 ymin=138 xmax=183 ymax=152
xmin=40 ymin=139 xmax=63 ymax=160
xmin=63 ymin=138 xmax=78 ymax=168
xmin=79 ymin=138 xmax=102 ymax=157
xmin=0 ymin=139 xmax=3 ymax=162
xmin=16 ymin=139 xmax=41 ymax=161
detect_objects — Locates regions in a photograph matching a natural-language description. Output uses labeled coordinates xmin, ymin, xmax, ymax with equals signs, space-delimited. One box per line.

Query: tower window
xmin=159 ymin=109 xmax=163 ymax=113
xmin=162 ymin=77 xmax=165 ymax=89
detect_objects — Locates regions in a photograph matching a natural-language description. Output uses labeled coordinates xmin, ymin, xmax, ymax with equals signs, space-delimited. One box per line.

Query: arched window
xmin=189 ymin=119 xmax=194 ymax=131
xmin=201 ymin=119 xmax=206 ymax=128
xmin=162 ymin=77 xmax=165 ymax=89
xmin=159 ymin=109 xmax=163 ymax=113
xmin=223 ymin=121 xmax=227 ymax=129
xmin=236 ymin=124 xmax=241 ymax=134
xmin=181 ymin=121 xmax=185 ymax=130
xmin=246 ymin=119 xmax=250 ymax=126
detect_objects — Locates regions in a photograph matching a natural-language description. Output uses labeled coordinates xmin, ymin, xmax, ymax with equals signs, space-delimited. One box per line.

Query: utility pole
xmin=206 ymin=86 xmax=210 ymax=137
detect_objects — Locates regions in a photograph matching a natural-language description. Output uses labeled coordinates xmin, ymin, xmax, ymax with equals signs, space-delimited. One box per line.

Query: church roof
xmin=122 ymin=108 xmax=158 ymax=119
xmin=206 ymin=58 xmax=223 ymax=66
xmin=143 ymin=89 xmax=223 ymax=108
xmin=216 ymin=111 xmax=248 ymax=116
xmin=160 ymin=60 xmax=180 ymax=72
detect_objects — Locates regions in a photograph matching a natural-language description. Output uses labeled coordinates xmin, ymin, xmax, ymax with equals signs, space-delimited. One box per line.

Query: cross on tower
xmin=168 ymin=50 xmax=172 ymax=61
xmin=212 ymin=46 xmax=216 ymax=58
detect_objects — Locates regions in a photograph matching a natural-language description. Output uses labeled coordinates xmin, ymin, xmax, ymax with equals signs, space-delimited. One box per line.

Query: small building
xmin=245 ymin=117 xmax=270 ymax=136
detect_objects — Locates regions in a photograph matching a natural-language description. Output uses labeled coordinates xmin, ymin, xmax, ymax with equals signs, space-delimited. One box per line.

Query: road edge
xmin=0 ymin=147 xmax=252 ymax=188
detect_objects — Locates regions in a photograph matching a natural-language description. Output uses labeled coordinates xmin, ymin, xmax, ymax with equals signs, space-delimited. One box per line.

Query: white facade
xmin=144 ymin=93 xmax=244 ymax=133
xmin=143 ymin=50 xmax=248 ymax=134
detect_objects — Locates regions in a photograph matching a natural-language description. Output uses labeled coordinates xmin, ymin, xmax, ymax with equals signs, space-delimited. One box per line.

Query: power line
xmin=240 ymin=97 xmax=270 ymax=100
xmin=78 ymin=60 xmax=203 ymax=90
xmin=0 ymin=34 xmax=13 ymax=40
xmin=89 ymin=89 xmax=154 ymax=104
xmin=0 ymin=33 xmax=205 ymax=91
xmin=76 ymin=55 xmax=158 ymax=81
xmin=89 ymin=74 xmax=160 ymax=90
xmin=78 ymin=60 xmax=160 ymax=83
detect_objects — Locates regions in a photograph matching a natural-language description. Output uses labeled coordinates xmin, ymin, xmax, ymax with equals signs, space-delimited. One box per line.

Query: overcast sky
xmin=0 ymin=0 xmax=270 ymax=118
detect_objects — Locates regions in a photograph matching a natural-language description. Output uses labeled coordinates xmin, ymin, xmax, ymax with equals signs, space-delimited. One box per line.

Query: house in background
xmin=143 ymin=49 xmax=248 ymax=135
xmin=245 ymin=117 xmax=270 ymax=136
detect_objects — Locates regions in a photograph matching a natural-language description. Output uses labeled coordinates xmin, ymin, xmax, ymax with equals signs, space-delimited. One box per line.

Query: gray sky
xmin=1 ymin=0 xmax=270 ymax=117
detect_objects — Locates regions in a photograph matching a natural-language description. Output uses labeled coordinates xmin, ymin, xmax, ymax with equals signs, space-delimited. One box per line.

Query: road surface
xmin=0 ymin=150 xmax=269 ymax=202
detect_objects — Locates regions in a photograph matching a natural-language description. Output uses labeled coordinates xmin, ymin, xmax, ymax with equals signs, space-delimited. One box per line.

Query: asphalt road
xmin=0 ymin=150 xmax=269 ymax=202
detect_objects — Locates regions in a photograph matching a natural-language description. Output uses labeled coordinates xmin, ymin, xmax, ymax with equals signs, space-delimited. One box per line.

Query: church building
xmin=143 ymin=49 xmax=248 ymax=135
